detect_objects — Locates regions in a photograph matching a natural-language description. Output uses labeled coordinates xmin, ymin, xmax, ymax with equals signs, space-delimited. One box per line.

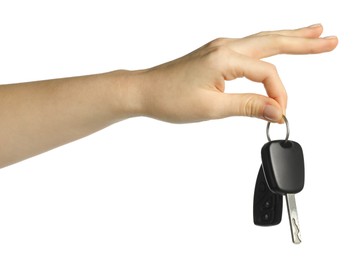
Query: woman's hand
xmin=132 ymin=24 xmax=338 ymax=123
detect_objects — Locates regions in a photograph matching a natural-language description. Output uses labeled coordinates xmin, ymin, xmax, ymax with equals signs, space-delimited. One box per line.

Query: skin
xmin=0 ymin=24 xmax=338 ymax=168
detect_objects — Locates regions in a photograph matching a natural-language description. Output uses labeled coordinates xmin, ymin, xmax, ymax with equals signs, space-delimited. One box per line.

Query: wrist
xmin=109 ymin=69 xmax=146 ymax=121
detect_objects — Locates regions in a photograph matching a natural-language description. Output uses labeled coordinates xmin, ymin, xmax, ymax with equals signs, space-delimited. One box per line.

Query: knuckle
xmin=242 ymin=95 xmax=257 ymax=117
xmin=267 ymin=63 xmax=278 ymax=74
xmin=205 ymin=45 xmax=231 ymax=68
xmin=213 ymin=45 xmax=230 ymax=56
xmin=232 ymin=94 xmax=257 ymax=117
xmin=282 ymin=88 xmax=288 ymax=100
xmin=255 ymin=30 xmax=269 ymax=36
xmin=207 ymin=37 xmax=228 ymax=48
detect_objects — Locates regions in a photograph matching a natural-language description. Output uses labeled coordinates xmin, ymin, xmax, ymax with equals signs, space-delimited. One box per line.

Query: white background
xmin=0 ymin=0 xmax=355 ymax=259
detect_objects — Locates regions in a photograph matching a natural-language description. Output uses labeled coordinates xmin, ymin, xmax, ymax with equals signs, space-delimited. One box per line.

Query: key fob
xmin=261 ymin=140 xmax=305 ymax=195
xmin=253 ymin=165 xmax=283 ymax=226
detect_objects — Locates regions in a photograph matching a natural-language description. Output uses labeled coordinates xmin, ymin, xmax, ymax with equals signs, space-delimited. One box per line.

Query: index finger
xmin=223 ymin=51 xmax=287 ymax=113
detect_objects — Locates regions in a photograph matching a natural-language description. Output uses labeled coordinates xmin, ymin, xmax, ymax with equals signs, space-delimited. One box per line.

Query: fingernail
xmin=309 ymin=23 xmax=322 ymax=28
xmin=324 ymin=36 xmax=338 ymax=39
xmin=263 ymin=105 xmax=282 ymax=122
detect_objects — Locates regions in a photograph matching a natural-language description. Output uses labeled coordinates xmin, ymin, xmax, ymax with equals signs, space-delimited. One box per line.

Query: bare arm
xmin=0 ymin=24 xmax=338 ymax=168
xmin=0 ymin=71 xmax=141 ymax=167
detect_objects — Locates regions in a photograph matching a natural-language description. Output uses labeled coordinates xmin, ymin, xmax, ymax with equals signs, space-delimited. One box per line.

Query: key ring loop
xmin=266 ymin=115 xmax=290 ymax=143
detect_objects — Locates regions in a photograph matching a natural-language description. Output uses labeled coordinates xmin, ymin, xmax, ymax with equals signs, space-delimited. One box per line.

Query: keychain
xmin=253 ymin=116 xmax=305 ymax=244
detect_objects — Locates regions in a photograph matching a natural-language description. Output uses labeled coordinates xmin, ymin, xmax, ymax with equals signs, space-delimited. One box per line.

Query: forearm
xmin=0 ymin=70 xmax=141 ymax=168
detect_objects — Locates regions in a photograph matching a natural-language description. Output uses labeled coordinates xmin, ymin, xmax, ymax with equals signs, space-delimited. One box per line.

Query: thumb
xmin=217 ymin=93 xmax=284 ymax=122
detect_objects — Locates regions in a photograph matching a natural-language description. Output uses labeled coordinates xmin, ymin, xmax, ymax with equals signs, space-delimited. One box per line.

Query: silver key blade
xmin=286 ymin=194 xmax=302 ymax=244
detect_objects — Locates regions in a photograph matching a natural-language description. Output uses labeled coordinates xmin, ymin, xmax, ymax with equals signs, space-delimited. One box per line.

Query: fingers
xmin=200 ymin=24 xmax=338 ymax=123
xmin=246 ymin=35 xmax=338 ymax=59
xmin=212 ymin=92 xmax=283 ymax=122
xmin=227 ymin=24 xmax=338 ymax=59
xmin=251 ymin=24 xmax=324 ymax=38
xmin=222 ymin=52 xmax=287 ymax=112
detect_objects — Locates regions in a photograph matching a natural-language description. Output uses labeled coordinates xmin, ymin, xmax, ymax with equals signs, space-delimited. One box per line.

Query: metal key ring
xmin=266 ymin=115 xmax=290 ymax=143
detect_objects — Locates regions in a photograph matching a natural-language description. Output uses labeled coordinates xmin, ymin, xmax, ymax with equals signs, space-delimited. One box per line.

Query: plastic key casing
xmin=261 ymin=140 xmax=305 ymax=195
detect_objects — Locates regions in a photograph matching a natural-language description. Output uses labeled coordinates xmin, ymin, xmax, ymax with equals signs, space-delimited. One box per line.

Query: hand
xmin=132 ymin=24 xmax=338 ymax=123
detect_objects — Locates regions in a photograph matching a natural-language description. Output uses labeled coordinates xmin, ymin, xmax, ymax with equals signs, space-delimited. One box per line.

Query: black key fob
xmin=253 ymin=165 xmax=283 ymax=226
xmin=261 ymin=140 xmax=305 ymax=195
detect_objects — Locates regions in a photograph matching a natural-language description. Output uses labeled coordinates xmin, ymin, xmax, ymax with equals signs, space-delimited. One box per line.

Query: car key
xmin=261 ymin=116 xmax=305 ymax=244
xmin=253 ymin=165 xmax=283 ymax=226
